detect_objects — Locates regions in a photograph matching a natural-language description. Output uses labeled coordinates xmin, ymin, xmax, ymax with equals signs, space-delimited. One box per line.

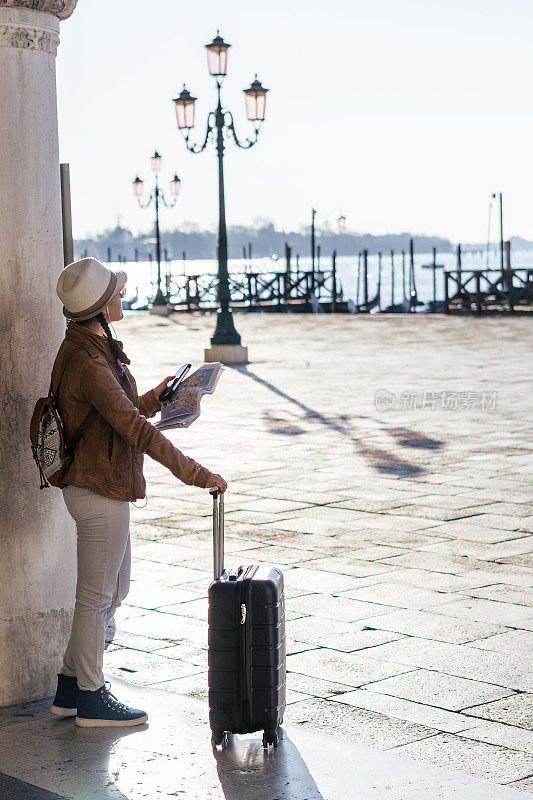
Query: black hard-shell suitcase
xmin=207 ymin=487 xmax=286 ymax=748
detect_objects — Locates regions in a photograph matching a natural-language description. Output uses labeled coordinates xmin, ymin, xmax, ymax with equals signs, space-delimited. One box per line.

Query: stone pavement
xmin=5 ymin=311 xmax=531 ymax=798
xmin=0 ymin=678 xmax=527 ymax=799
xmin=102 ymin=311 xmax=533 ymax=794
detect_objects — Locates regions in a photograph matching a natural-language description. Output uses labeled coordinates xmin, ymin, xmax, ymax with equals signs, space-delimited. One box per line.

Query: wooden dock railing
xmin=167 ymin=260 xmax=345 ymax=312
xmin=444 ymin=268 xmax=533 ymax=313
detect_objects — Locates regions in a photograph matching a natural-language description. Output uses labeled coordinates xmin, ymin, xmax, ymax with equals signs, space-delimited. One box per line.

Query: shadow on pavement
xmin=230 ymin=365 xmax=426 ymax=477
xmin=213 ymin=728 xmax=326 ymax=800
xmin=386 ymin=427 xmax=443 ymax=450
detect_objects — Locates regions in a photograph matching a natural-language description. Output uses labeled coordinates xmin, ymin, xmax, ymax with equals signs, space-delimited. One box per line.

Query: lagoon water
xmin=118 ymin=248 xmax=532 ymax=309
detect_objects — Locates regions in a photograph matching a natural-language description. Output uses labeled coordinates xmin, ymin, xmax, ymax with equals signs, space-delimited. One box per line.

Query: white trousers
xmin=61 ymin=484 xmax=131 ymax=691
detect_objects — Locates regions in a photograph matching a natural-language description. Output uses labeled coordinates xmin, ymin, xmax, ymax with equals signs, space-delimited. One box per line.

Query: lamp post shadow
xmin=228 ymin=365 xmax=435 ymax=477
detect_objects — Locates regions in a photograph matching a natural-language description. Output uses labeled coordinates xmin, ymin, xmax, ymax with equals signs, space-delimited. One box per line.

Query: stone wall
xmin=0 ymin=2 xmax=77 ymax=705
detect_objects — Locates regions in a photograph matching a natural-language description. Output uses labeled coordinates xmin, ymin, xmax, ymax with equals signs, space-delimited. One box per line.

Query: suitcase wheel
xmin=211 ymin=731 xmax=225 ymax=748
xmin=211 ymin=731 xmax=231 ymax=749
xmin=262 ymin=729 xmax=278 ymax=749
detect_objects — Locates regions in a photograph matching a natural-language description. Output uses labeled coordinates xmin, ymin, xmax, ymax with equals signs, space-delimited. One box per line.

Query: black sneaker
xmin=76 ymin=681 xmax=148 ymax=728
xmin=50 ymin=673 xmax=78 ymax=718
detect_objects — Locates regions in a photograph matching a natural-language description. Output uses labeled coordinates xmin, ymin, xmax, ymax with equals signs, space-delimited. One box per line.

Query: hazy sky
xmin=57 ymin=0 xmax=532 ymax=242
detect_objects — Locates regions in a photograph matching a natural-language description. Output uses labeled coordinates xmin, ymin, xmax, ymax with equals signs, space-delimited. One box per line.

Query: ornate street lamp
xmin=132 ymin=151 xmax=180 ymax=309
xmin=172 ymin=31 xmax=269 ymax=362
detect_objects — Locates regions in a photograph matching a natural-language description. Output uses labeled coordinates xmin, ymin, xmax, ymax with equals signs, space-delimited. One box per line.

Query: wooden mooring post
xmin=377 ymin=252 xmax=382 ymax=311
xmin=363 ymin=249 xmax=369 ymax=307
xmin=331 ymin=250 xmax=337 ymax=312
xmin=285 ymin=243 xmax=292 ymax=301
xmin=401 ymin=250 xmax=406 ymax=305
xmin=390 ymin=250 xmax=395 ymax=307
xmin=432 ymin=247 xmax=437 ymax=311
xmin=409 ymin=238 xmax=418 ymax=312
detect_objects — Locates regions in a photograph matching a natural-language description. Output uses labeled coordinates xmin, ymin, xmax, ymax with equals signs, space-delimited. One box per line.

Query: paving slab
xmin=287 ymin=592 xmax=393 ymax=622
xmin=329 ymin=689 xmax=481 ymax=733
xmin=418 ymin=537 xmax=533 ymax=560
xmin=103 ymin=648 xmax=204 ymax=685
xmin=339 ymin=581 xmax=458 ymax=610
xmin=297 ymin=555 xmax=399 ymax=578
xmin=359 ymin=565 xmax=497 ymax=591
xmin=358 ymin=637 xmax=533 ymax=690
xmin=428 ymin=597 xmax=533 ymax=626
xmin=460 ymin=720 xmax=533 ymax=755
xmin=461 ymin=584 xmax=533 ymax=607
xmin=461 ymin=693 xmax=533 ymax=728
xmin=284 ymin=696 xmax=438 ymax=748
xmin=286 ymin=648 xmax=414 ymax=687
xmin=281 ymin=565 xmax=374 ymax=594
xmin=467 ymin=630 xmax=533 ymax=658
xmin=287 ymin=615 xmax=404 ymax=652
xmin=392 ymin=733 xmax=533 ymax=785
xmin=512 ymin=776 xmax=533 ymax=793
xmin=354 ymin=608 xmax=508 ymax=643
xmin=386 ymin=504 xmax=481 ymax=521
xmin=364 ymin=668 xmax=517 ymax=710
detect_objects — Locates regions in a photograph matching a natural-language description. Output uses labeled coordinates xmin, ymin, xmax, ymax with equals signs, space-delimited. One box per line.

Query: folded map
xmin=154 ymin=362 xmax=223 ymax=430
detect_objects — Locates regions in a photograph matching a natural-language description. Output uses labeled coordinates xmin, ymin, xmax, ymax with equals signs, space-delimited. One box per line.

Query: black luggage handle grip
xmin=211 ymin=487 xmax=224 ymax=580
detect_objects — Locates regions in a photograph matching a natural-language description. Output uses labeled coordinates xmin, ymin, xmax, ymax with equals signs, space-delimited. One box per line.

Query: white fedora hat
xmin=57 ymin=258 xmax=127 ymax=322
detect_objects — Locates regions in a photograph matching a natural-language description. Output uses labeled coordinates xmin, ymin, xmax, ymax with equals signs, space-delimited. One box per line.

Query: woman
xmin=49 ymin=257 xmax=227 ymax=728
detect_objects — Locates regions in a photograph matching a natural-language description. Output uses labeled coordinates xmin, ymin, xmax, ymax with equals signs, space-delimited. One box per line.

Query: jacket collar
xmin=65 ymin=321 xmax=131 ymax=365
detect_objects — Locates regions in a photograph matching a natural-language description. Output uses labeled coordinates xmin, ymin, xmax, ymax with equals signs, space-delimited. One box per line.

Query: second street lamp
xmin=172 ymin=31 xmax=269 ymax=364
xmin=133 ymin=151 xmax=180 ymax=312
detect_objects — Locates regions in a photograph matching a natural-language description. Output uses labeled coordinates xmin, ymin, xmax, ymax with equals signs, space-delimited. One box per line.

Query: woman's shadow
xmin=213 ymin=729 xmax=326 ymax=800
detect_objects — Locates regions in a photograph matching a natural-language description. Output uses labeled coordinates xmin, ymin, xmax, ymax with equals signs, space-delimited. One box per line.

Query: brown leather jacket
xmin=48 ymin=322 xmax=213 ymax=501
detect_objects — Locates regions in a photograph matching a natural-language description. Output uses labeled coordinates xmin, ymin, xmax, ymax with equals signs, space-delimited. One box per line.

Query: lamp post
xmin=133 ymin=151 xmax=181 ymax=311
xmin=172 ymin=31 xmax=268 ymax=363
xmin=491 ymin=192 xmax=504 ymax=271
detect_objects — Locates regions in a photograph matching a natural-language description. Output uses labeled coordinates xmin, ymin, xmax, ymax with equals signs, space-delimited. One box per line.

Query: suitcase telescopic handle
xmin=210 ymin=487 xmax=224 ymax=580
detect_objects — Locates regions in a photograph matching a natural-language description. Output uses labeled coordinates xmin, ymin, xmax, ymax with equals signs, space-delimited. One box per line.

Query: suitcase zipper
xmin=239 ymin=578 xmax=250 ymax=732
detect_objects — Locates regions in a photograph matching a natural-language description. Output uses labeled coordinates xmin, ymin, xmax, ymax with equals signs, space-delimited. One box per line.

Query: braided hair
xmin=76 ymin=312 xmax=133 ymax=400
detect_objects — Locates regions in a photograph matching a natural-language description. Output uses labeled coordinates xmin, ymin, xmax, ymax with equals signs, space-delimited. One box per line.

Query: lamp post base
xmin=204 ymin=344 xmax=248 ymax=365
xmin=149 ymin=303 xmax=168 ymax=316
xmin=149 ymin=286 xmax=168 ymax=315
xmin=210 ymin=309 xmax=242 ymax=346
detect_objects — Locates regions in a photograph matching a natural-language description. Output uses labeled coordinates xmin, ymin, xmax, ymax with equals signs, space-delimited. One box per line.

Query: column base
xmin=149 ymin=304 xmax=168 ymax=316
xmin=204 ymin=344 xmax=248 ymax=365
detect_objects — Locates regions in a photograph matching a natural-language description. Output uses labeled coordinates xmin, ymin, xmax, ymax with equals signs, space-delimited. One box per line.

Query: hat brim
xmin=63 ymin=270 xmax=128 ymax=322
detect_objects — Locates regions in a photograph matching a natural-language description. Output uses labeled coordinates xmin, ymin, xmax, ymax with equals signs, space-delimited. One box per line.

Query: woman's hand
xmin=154 ymin=375 xmax=176 ymax=401
xmin=205 ymin=473 xmax=228 ymax=493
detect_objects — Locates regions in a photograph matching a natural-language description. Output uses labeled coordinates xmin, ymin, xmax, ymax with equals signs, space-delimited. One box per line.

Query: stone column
xmin=0 ymin=0 xmax=77 ymax=706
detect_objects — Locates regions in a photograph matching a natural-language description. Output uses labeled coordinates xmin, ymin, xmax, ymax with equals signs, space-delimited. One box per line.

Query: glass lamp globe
xmin=206 ymin=30 xmax=230 ymax=76
xmin=244 ymin=76 xmax=269 ymax=122
xmin=170 ymin=174 xmax=181 ymax=197
xmin=151 ymin=151 xmax=162 ymax=173
xmin=172 ymin=86 xmax=197 ymax=130
xmin=132 ymin=176 xmax=143 ymax=198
